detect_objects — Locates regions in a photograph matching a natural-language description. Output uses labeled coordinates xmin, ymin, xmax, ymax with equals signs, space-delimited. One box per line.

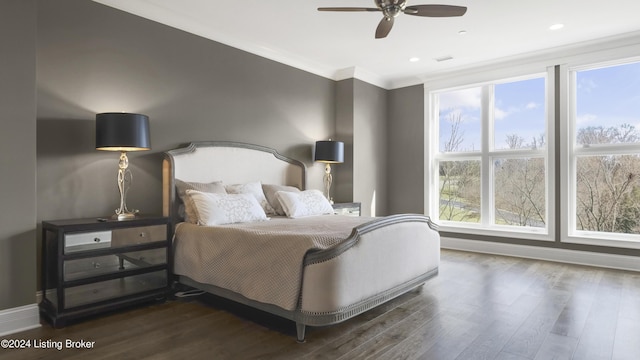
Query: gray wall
xmin=335 ymin=79 xmax=388 ymax=216
xmin=334 ymin=80 xmax=354 ymax=204
xmin=36 ymin=0 xmax=334 ymax=223
xmin=0 ymin=0 xmax=37 ymax=310
xmin=353 ymin=79 xmax=388 ymax=217
xmin=387 ymin=85 xmax=424 ymax=214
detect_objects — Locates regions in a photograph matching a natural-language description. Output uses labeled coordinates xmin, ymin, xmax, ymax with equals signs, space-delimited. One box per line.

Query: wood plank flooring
xmin=2 ymin=249 xmax=639 ymax=360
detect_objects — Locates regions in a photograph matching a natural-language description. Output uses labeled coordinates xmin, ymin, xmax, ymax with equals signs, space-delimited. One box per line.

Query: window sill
xmin=562 ymin=233 xmax=640 ymax=250
xmin=437 ymin=222 xmax=553 ymax=242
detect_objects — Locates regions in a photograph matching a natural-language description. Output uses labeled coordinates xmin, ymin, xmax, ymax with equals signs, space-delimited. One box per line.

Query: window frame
xmin=560 ymin=57 xmax=640 ymax=249
xmin=425 ymin=67 xmax=556 ymax=241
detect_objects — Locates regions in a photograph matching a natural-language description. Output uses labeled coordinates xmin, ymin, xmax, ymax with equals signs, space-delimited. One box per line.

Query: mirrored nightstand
xmin=40 ymin=216 xmax=170 ymax=327
xmin=332 ymin=202 xmax=361 ymax=216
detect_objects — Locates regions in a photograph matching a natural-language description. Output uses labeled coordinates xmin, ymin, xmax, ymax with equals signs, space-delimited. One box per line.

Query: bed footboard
xmin=294 ymin=214 xmax=439 ymax=341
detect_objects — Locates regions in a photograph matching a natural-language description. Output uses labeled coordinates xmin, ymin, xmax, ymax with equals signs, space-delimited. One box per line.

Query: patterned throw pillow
xmin=275 ymin=190 xmax=334 ymax=218
xmin=185 ymin=190 xmax=268 ymax=226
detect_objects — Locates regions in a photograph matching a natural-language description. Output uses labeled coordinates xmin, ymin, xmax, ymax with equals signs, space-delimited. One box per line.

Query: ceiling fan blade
xmin=404 ymin=5 xmax=467 ymax=17
xmin=375 ymin=17 xmax=394 ymax=39
xmin=318 ymin=7 xmax=381 ymax=12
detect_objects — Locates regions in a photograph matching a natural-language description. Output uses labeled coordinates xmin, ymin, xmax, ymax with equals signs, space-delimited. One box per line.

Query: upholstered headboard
xmin=162 ymin=141 xmax=306 ymax=227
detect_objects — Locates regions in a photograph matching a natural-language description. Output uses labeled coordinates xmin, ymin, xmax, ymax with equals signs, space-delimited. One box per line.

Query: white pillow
xmin=262 ymin=184 xmax=300 ymax=216
xmin=276 ymin=190 xmax=334 ymax=218
xmin=185 ymin=190 xmax=268 ymax=225
xmin=225 ymin=181 xmax=276 ymax=215
xmin=175 ymin=179 xmax=226 ymax=223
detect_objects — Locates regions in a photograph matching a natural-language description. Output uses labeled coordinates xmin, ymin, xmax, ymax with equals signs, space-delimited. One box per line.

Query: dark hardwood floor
xmin=2 ymin=249 xmax=639 ymax=360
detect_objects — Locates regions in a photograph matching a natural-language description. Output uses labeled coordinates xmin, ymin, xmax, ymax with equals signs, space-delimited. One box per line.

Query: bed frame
xmin=162 ymin=141 xmax=440 ymax=342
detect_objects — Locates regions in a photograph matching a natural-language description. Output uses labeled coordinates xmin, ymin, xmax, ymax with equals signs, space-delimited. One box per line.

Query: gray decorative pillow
xmin=225 ymin=181 xmax=276 ymax=215
xmin=262 ymin=184 xmax=300 ymax=216
xmin=175 ymin=179 xmax=226 ymax=223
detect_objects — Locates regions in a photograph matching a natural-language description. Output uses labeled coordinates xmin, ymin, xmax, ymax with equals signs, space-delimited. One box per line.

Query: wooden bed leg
xmin=295 ymin=323 xmax=306 ymax=343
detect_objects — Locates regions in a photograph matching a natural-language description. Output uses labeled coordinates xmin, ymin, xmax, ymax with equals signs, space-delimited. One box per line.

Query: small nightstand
xmin=40 ymin=216 xmax=170 ymax=327
xmin=332 ymin=202 xmax=361 ymax=216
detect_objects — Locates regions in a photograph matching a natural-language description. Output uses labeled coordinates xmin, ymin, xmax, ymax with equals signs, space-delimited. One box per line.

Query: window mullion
xmin=482 ymin=85 xmax=493 ymax=226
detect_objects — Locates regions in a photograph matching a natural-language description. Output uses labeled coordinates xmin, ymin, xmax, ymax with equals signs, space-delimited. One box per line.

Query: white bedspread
xmin=173 ymin=215 xmax=374 ymax=311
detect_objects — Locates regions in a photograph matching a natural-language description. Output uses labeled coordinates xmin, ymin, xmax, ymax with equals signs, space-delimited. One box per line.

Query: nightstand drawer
xmin=64 ymin=231 xmax=112 ymax=253
xmin=332 ymin=202 xmax=361 ymax=216
xmin=64 ymin=270 xmax=167 ymax=309
xmin=111 ymin=224 xmax=167 ymax=247
xmin=64 ymin=248 xmax=167 ymax=281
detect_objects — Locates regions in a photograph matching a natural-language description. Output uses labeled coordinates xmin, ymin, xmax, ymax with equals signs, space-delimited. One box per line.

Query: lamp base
xmin=323 ymin=163 xmax=333 ymax=201
xmin=116 ymin=212 xmax=136 ymax=221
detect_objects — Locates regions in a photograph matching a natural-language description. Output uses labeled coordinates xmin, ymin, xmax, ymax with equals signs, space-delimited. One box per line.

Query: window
xmin=566 ymin=60 xmax=640 ymax=244
xmin=428 ymin=72 xmax=552 ymax=238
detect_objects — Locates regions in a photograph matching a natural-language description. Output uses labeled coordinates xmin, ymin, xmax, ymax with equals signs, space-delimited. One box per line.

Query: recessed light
xmin=458 ymin=30 xmax=467 ymax=35
xmin=409 ymin=57 xmax=420 ymax=62
xmin=549 ymin=23 xmax=564 ymax=30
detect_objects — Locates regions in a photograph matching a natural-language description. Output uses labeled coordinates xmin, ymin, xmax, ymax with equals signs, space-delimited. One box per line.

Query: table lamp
xmin=314 ymin=140 xmax=344 ymax=202
xmin=96 ymin=112 xmax=150 ymax=220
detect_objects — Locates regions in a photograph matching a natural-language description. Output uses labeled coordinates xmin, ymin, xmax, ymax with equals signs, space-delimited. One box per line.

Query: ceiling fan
xmin=318 ymin=0 xmax=467 ymax=39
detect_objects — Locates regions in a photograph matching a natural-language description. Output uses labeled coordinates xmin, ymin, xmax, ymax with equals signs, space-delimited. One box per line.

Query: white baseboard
xmin=0 ymin=304 xmax=40 ymax=337
xmin=442 ymin=237 xmax=640 ymax=272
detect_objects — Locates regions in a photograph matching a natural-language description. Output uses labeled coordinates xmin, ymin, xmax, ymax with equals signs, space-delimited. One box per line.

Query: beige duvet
xmin=173 ymin=215 xmax=374 ymax=311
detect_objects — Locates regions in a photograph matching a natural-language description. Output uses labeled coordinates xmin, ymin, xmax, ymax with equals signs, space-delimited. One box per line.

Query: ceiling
xmin=93 ymin=0 xmax=640 ymax=89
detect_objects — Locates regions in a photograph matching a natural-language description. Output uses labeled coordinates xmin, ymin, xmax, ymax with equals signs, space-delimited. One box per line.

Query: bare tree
xmin=576 ymin=154 xmax=640 ymax=233
xmin=442 ymin=111 xmax=465 ymax=152
xmin=505 ymin=134 xmax=525 ymax=149
xmin=494 ymin=134 xmax=546 ymax=227
xmin=575 ymin=124 xmax=640 ymax=234
xmin=495 ymin=157 xmax=546 ymax=226
xmin=439 ymin=112 xmax=481 ymax=222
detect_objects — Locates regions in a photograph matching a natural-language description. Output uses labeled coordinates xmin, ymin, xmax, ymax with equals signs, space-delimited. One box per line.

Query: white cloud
xmin=440 ymin=89 xmax=541 ymax=123
xmin=494 ymin=107 xmax=509 ymax=120
xmin=438 ymin=87 xmax=481 ymax=110
xmin=577 ymin=78 xmax=597 ymax=93
xmin=576 ymin=113 xmax=598 ymax=125
xmin=494 ymin=101 xmax=541 ymax=121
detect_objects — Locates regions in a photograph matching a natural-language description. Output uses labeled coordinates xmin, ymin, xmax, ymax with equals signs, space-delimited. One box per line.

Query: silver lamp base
xmin=113 ymin=151 xmax=139 ymax=221
xmin=116 ymin=212 xmax=136 ymax=221
xmin=323 ymin=163 xmax=334 ymax=203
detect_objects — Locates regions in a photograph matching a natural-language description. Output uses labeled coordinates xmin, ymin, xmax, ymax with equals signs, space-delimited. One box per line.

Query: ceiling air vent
xmin=434 ymin=55 xmax=453 ymax=62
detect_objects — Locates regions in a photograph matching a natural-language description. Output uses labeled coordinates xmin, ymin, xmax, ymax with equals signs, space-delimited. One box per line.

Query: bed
xmin=162 ymin=141 xmax=440 ymax=342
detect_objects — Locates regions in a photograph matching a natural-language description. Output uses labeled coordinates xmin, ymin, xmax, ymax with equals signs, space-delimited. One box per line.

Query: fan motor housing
xmin=376 ymin=0 xmax=407 ymax=17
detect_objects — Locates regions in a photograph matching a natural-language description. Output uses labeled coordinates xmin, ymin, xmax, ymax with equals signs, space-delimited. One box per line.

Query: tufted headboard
xmin=162 ymin=141 xmax=306 ymax=228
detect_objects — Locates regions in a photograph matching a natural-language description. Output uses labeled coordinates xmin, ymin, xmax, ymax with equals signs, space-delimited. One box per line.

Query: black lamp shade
xmin=314 ymin=140 xmax=344 ymax=163
xmin=96 ymin=112 xmax=151 ymax=151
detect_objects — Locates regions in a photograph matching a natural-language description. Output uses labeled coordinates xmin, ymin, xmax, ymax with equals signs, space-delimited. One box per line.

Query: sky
xmin=576 ymin=61 xmax=640 ymax=141
xmin=437 ymin=61 xmax=640 ymax=152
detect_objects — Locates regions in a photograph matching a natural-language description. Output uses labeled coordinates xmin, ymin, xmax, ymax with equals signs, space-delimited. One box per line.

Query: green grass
xmin=439 ymin=205 xmax=480 ymax=223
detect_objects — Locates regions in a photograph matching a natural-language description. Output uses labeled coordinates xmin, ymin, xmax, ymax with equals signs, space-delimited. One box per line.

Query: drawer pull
xmin=92 ymin=262 xmax=101 ymax=269
xmin=94 ymin=237 xmax=101 ymax=243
